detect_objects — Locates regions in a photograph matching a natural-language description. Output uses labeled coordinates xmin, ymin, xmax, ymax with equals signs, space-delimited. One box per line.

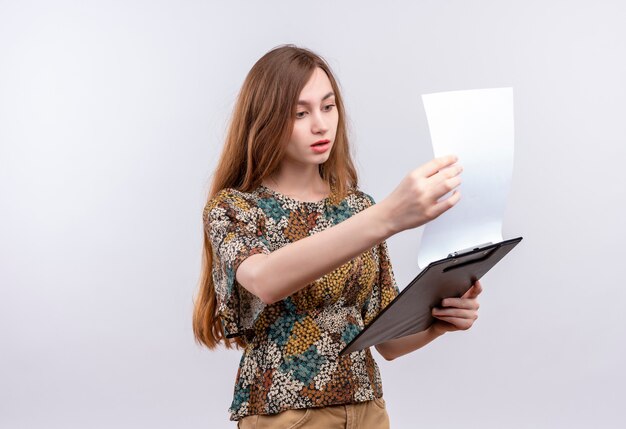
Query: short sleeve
xmin=203 ymin=189 xmax=271 ymax=338
xmin=359 ymin=192 xmax=400 ymax=325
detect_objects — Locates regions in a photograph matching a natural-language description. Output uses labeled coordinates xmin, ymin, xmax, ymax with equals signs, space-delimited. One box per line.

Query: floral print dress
xmin=203 ymin=184 xmax=399 ymax=421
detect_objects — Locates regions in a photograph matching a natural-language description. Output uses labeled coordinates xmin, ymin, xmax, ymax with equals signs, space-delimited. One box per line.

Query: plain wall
xmin=1 ymin=0 xmax=624 ymax=428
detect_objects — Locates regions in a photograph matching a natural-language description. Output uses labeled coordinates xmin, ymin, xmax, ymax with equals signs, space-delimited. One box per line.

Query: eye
xmin=295 ymin=111 xmax=307 ymax=119
xmin=324 ymin=104 xmax=336 ymax=111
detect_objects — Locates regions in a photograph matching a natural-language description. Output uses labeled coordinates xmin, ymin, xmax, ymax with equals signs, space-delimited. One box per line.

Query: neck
xmin=263 ymin=160 xmax=330 ymax=201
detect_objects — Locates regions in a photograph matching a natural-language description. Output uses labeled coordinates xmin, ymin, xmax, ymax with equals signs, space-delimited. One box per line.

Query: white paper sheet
xmin=417 ymin=87 xmax=514 ymax=269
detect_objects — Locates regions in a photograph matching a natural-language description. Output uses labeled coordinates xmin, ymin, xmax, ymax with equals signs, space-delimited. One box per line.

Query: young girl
xmin=193 ymin=45 xmax=482 ymax=428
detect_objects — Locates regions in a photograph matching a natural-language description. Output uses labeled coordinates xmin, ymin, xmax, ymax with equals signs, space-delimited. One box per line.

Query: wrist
xmin=369 ymin=200 xmax=398 ymax=239
xmin=428 ymin=322 xmax=448 ymax=338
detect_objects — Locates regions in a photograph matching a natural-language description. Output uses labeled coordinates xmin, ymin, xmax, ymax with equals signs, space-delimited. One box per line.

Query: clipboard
xmin=340 ymin=236 xmax=523 ymax=355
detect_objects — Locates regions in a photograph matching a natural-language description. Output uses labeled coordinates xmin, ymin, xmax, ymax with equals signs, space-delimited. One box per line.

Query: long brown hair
xmin=192 ymin=44 xmax=358 ymax=349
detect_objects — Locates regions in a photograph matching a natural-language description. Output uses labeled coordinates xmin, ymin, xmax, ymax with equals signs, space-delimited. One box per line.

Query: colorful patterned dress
xmin=203 ymin=184 xmax=399 ymax=421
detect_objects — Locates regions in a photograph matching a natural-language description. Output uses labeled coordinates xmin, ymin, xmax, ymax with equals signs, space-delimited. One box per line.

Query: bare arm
xmin=374 ymin=326 xmax=445 ymax=361
xmin=237 ymin=155 xmax=463 ymax=304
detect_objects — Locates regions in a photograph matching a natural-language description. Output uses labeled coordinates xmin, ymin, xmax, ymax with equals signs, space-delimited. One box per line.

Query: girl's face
xmin=284 ymin=67 xmax=339 ymax=167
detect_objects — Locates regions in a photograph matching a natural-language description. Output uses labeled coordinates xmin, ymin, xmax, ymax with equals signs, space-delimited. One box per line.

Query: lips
xmin=311 ymin=139 xmax=330 ymax=147
xmin=310 ymin=140 xmax=331 ymax=154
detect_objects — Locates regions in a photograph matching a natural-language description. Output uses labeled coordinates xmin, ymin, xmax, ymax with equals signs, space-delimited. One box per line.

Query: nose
xmin=311 ymin=110 xmax=328 ymax=135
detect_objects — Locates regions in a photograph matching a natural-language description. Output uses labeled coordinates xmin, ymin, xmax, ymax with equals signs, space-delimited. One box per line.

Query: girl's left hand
xmin=431 ymin=280 xmax=483 ymax=335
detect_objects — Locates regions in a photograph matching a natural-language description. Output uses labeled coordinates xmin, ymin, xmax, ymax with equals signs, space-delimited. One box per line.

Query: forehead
xmin=299 ymin=67 xmax=334 ymax=99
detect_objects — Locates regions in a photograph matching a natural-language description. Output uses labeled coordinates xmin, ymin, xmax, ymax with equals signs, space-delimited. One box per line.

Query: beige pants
xmin=237 ymin=398 xmax=390 ymax=429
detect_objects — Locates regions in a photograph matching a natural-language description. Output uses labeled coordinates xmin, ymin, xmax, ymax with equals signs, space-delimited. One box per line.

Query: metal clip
xmin=448 ymin=242 xmax=493 ymax=258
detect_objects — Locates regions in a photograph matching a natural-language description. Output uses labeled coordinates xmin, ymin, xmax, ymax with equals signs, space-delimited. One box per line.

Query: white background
xmin=1 ymin=1 xmax=625 ymax=428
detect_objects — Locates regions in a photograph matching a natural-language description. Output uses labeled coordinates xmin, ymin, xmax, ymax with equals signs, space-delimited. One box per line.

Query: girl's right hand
xmin=380 ymin=155 xmax=463 ymax=234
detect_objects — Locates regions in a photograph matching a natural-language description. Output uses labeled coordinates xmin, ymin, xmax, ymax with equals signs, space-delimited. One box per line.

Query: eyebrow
xmin=297 ymin=91 xmax=335 ymax=106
